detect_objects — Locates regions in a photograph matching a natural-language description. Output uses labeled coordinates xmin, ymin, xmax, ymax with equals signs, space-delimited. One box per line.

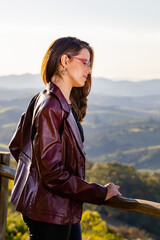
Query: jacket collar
xmin=46 ymin=82 xmax=70 ymax=113
xmin=45 ymin=82 xmax=85 ymax=156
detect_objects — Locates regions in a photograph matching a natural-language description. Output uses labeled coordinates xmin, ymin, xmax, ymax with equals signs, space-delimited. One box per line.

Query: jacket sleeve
xmin=8 ymin=113 xmax=25 ymax=162
xmin=33 ymin=105 xmax=107 ymax=205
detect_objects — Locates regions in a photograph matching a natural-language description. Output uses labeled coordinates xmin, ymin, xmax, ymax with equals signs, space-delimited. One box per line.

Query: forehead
xmin=77 ymin=48 xmax=90 ymax=59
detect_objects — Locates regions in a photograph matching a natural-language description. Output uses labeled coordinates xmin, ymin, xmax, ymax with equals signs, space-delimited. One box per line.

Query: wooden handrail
xmin=104 ymin=196 xmax=160 ymax=218
xmin=1 ymin=152 xmax=160 ymax=219
xmin=0 ymin=164 xmax=16 ymax=180
xmin=0 ymin=152 xmax=10 ymax=240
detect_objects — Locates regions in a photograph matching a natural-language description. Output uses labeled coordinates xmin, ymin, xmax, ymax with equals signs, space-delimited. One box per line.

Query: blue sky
xmin=0 ymin=0 xmax=160 ymax=81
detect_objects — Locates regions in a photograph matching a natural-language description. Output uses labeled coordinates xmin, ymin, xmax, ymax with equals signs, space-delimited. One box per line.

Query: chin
xmin=79 ymin=83 xmax=85 ymax=88
xmin=73 ymin=82 xmax=85 ymax=88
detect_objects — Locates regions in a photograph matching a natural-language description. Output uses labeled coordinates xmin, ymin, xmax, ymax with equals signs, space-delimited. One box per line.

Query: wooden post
xmin=0 ymin=152 xmax=10 ymax=240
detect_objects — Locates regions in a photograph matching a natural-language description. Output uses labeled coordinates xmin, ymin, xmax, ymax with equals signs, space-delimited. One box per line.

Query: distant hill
xmin=91 ymin=77 xmax=160 ymax=96
xmin=0 ymin=74 xmax=160 ymax=98
xmin=0 ymin=94 xmax=160 ymax=170
xmin=0 ymin=74 xmax=44 ymax=89
xmin=0 ymin=88 xmax=41 ymax=101
xmin=0 ymin=74 xmax=160 ymax=170
xmin=88 ymin=94 xmax=160 ymax=110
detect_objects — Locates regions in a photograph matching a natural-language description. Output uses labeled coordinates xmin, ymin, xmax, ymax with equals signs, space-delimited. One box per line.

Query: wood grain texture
xmin=0 ymin=152 xmax=10 ymax=240
xmin=0 ymin=164 xmax=16 ymax=180
xmin=104 ymin=196 xmax=160 ymax=217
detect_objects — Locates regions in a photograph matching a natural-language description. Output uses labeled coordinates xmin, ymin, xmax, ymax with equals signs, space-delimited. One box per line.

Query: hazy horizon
xmin=0 ymin=72 xmax=160 ymax=83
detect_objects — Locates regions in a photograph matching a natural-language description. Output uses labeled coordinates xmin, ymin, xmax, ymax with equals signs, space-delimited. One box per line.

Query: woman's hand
xmin=105 ymin=182 xmax=122 ymax=201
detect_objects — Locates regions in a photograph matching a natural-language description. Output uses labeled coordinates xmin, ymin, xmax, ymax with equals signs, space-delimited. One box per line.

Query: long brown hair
xmin=41 ymin=37 xmax=94 ymax=122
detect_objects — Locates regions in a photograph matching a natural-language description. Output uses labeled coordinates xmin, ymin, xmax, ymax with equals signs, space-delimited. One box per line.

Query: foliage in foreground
xmin=6 ymin=207 xmax=153 ymax=240
xmin=81 ymin=210 xmax=125 ymax=240
xmin=6 ymin=209 xmax=29 ymax=240
xmin=5 ymin=162 xmax=156 ymax=239
xmin=81 ymin=210 xmax=152 ymax=240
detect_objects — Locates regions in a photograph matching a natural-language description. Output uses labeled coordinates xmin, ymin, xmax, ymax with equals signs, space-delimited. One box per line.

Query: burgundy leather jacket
xmin=9 ymin=82 xmax=107 ymax=225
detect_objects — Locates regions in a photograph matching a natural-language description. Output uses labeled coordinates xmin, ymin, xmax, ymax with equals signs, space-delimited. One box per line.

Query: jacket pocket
xmin=34 ymin=186 xmax=70 ymax=217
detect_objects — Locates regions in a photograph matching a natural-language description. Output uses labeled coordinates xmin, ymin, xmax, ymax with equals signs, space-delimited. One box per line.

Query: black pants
xmin=23 ymin=216 xmax=82 ymax=240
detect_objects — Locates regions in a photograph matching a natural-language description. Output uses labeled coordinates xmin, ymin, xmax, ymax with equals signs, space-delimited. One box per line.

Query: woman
xmin=9 ymin=37 xmax=121 ymax=240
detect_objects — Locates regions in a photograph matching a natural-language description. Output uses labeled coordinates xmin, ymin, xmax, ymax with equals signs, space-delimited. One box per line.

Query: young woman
xmin=9 ymin=37 xmax=121 ymax=240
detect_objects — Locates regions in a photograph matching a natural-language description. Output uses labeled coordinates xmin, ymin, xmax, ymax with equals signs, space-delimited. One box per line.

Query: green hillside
xmin=84 ymin=161 xmax=160 ymax=239
xmin=0 ymin=95 xmax=160 ymax=170
xmin=84 ymin=117 xmax=160 ymax=168
xmin=91 ymin=145 xmax=160 ymax=169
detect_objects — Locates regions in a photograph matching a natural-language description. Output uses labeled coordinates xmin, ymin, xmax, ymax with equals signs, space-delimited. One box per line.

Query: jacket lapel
xmin=46 ymin=82 xmax=85 ymax=156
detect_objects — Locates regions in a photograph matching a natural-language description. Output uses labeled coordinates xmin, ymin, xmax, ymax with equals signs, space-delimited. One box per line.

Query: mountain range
xmin=0 ymin=74 xmax=160 ymax=100
xmin=0 ymin=74 xmax=160 ymax=170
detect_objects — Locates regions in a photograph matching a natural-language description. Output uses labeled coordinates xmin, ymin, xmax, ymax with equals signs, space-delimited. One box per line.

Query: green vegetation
xmin=6 ymin=180 xmax=29 ymax=240
xmin=92 ymin=145 xmax=160 ymax=169
xmin=0 ymin=99 xmax=160 ymax=171
xmin=6 ymin=201 xmax=152 ymax=240
xmin=5 ymin=162 xmax=159 ymax=239
xmin=6 ymin=209 xmax=29 ymax=240
xmin=84 ymin=161 xmax=160 ymax=238
xmin=81 ymin=210 xmax=152 ymax=240
xmin=84 ymin=118 xmax=160 ymax=168
xmin=81 ymin=210 xmax=125 ymax=240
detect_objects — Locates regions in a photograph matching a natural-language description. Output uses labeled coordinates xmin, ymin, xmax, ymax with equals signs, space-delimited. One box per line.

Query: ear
xmin=60 ymin=54 xmax=69 ymax=68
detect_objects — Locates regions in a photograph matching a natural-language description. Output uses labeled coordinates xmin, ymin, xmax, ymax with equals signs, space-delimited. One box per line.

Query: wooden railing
xmin=0 ymin=152 xmax=16 ymax=240
xmin=1 ymin=151 xmax=160 ymax=240
xmin=104 ymin=196 xmax=160 ymax=217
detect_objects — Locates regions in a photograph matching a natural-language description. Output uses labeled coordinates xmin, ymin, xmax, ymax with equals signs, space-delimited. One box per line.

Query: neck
xmin=51 ymin=76 xmax=72 ymax=104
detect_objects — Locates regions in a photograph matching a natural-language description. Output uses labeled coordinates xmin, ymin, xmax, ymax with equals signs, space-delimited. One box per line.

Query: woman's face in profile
xmin=67 ymin=48 xmax=92 ymax=88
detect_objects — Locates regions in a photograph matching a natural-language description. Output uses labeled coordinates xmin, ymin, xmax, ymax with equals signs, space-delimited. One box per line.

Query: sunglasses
xmin=70 ymin=56 xmax=91 ymax=68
